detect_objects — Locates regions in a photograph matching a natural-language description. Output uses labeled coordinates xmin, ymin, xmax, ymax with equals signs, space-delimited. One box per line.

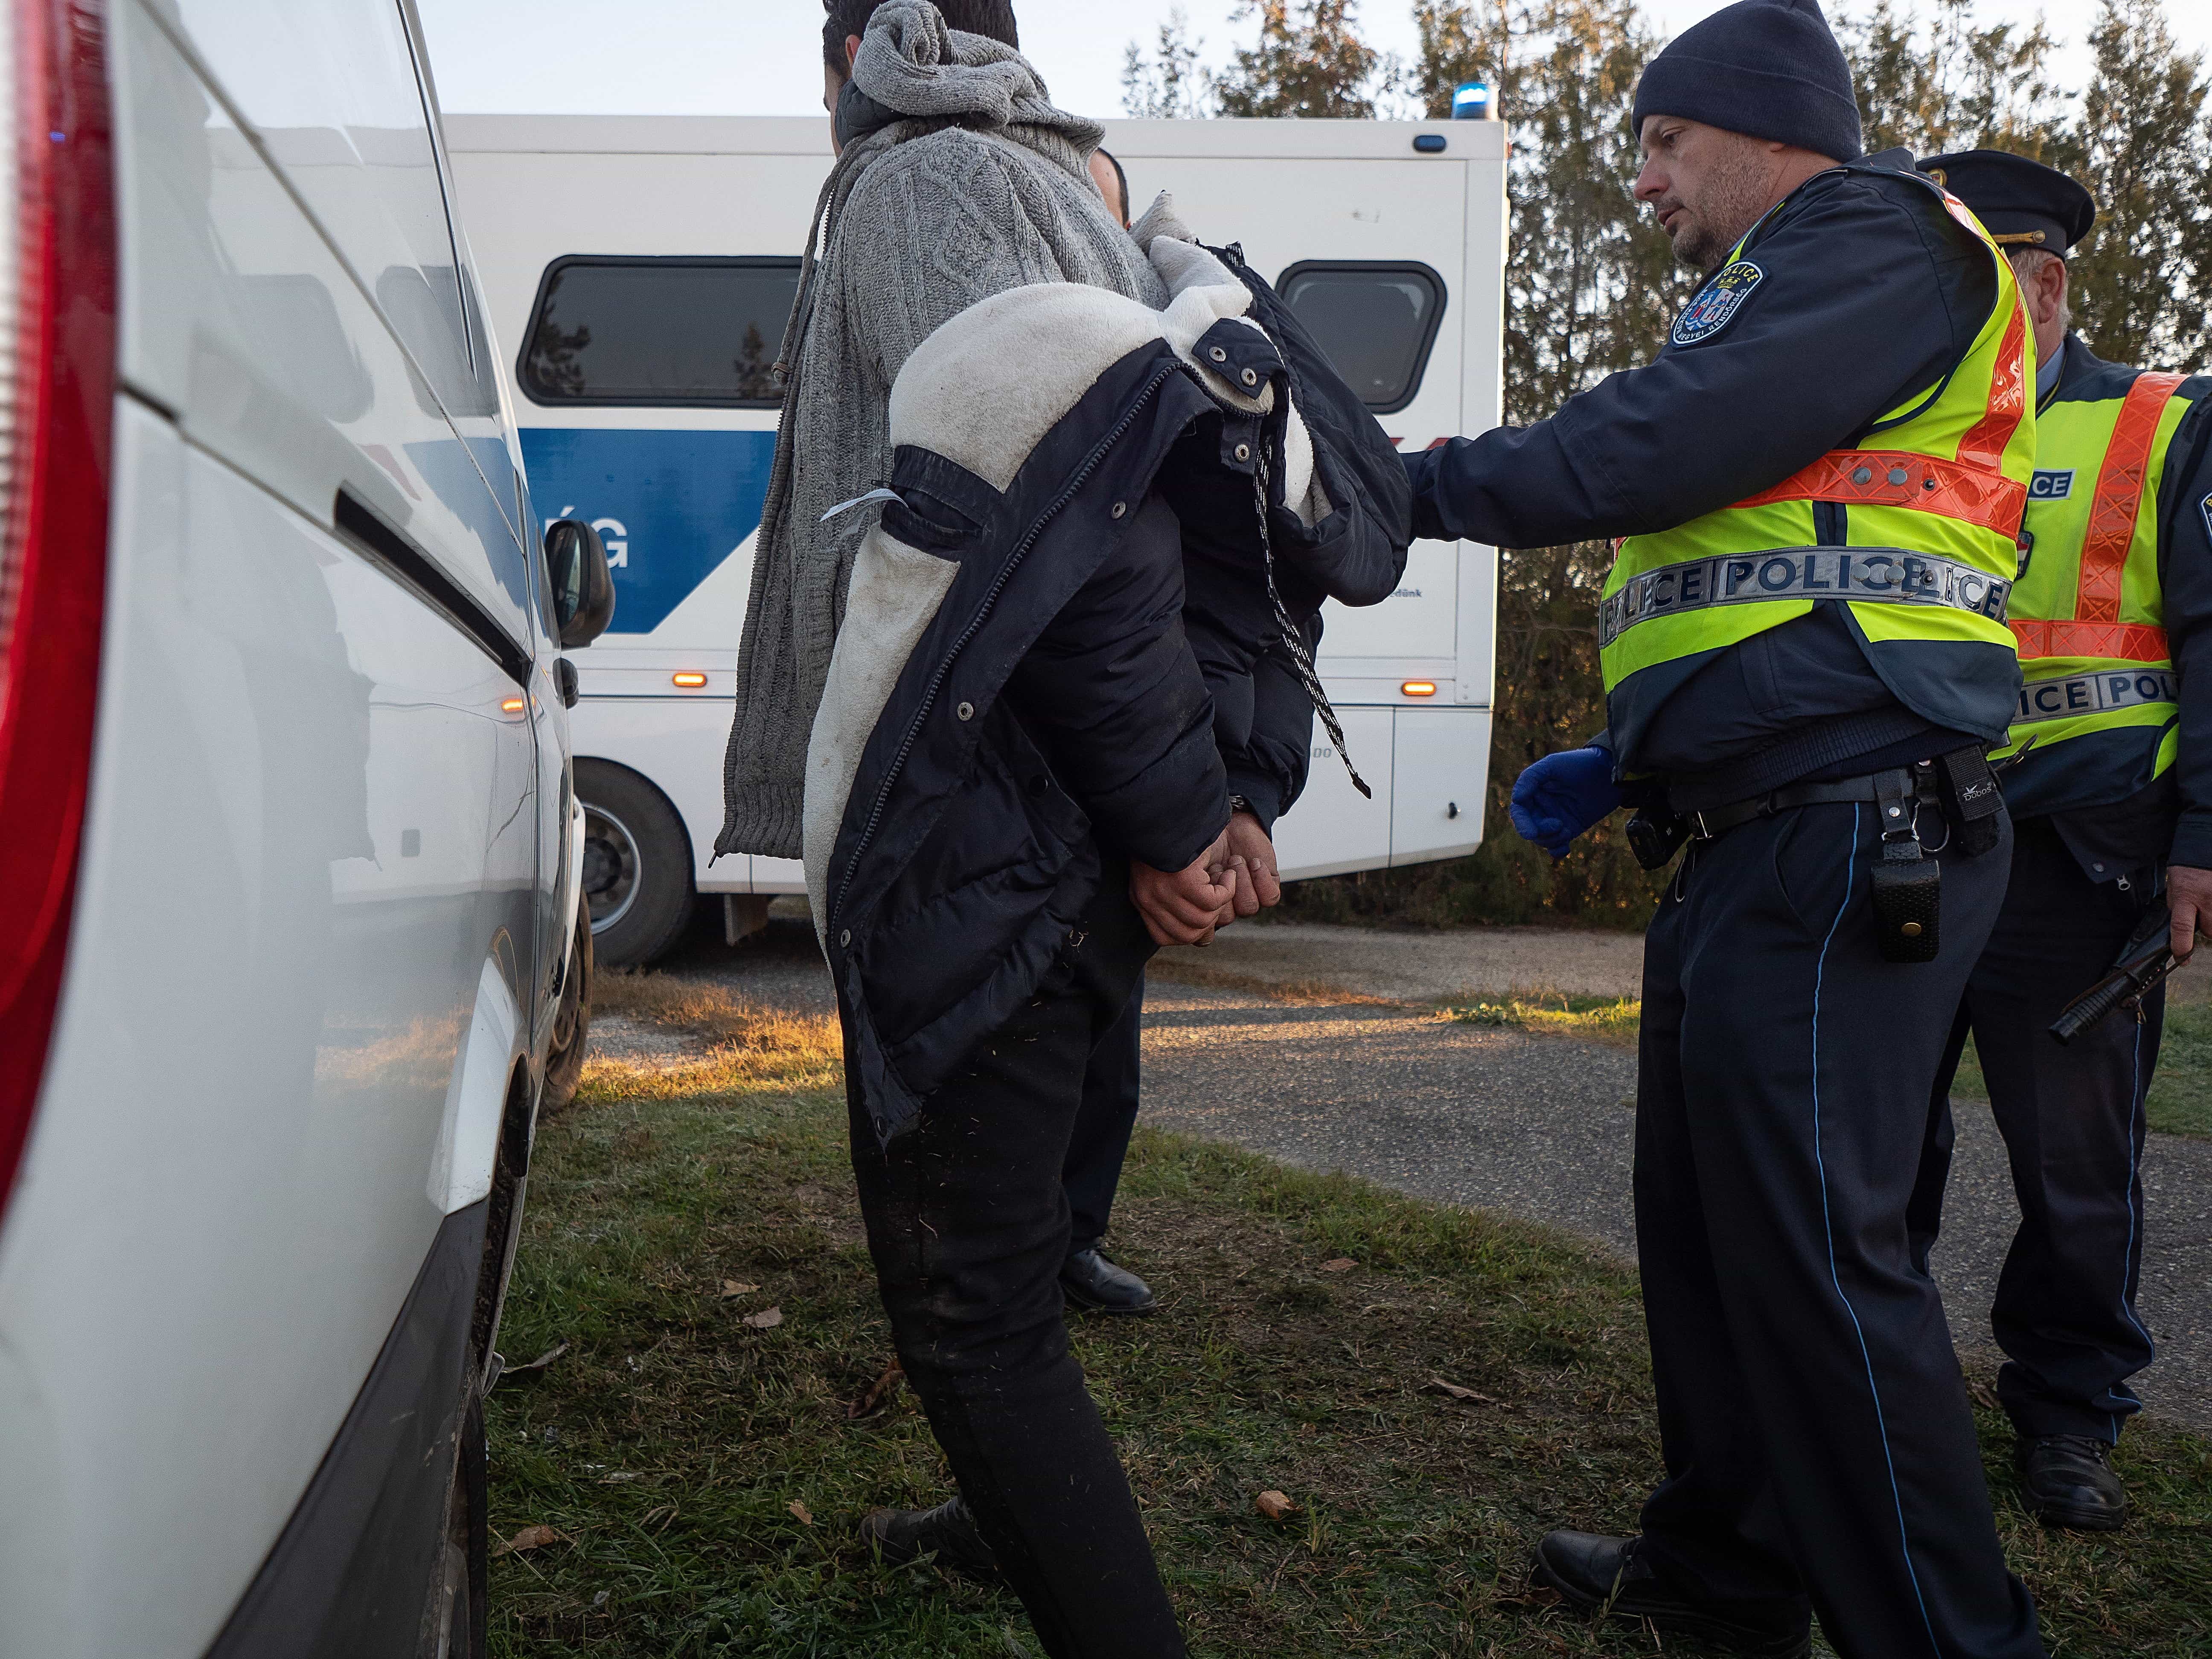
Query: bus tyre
xmin=575 ymin=760 xmax=693 ymax=968
xmin=541 ymin=901 xmax=592 ymax=1115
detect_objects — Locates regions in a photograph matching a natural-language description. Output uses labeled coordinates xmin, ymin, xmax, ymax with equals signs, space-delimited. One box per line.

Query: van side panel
xmin=0 ymin=6 xmax=535 ymax=1653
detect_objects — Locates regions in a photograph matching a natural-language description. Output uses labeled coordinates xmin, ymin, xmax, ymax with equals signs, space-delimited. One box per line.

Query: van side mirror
xmin=543 ymin=518 xmax=614 ymax=648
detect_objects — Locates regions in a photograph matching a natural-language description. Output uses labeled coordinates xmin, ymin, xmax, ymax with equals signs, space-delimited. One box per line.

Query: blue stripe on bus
xmin=518 ymin=428 xmax=777 ymax=636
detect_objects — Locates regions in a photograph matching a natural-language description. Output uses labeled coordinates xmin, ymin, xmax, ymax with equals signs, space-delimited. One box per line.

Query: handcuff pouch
xmin=1869 ymin=768 xmax=1941 ymax=962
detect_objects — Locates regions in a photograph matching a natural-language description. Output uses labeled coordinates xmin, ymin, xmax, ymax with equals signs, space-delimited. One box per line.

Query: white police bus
xmin=448 ymin=113 xmax=1509 ymax=964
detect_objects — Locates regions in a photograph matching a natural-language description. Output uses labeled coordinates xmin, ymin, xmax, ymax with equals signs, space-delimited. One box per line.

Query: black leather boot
xmin=2018 ymin=1435 xmax=2128 ymax=1531
xmin=1060 ymin=1246 xmax=1157 ymax=1315
xmin=1532 ymin=1531 xmax=1811 ymax=1658
xmin=859 ymin=1492 xmax=1003 ymax=1583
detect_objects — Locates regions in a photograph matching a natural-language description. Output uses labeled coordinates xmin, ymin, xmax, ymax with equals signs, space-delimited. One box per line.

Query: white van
xmin=447 ymin=114 xmax=1508 ymax=965
xmin=0 ymin=3 xmax=607 ymax=1655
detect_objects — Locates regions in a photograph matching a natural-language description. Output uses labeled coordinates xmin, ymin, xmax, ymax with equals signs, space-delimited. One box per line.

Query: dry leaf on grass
xmin=1319 ymin=1258 xmax=1356 ymax=1272
xmin=720 ymin=1280 xmax=760 ymax=1298
xmin=1424 ymin=1377 xmax=1500 ymax=1406
xmin=741 ymin=1307 xmax=784 ymax=1330
xmin=501 ymin=1341 xmax=569 ymax=1380
xmin=1254 ymin=1490 xmax=1296 ymax=1519
xmin=847 ymin=1360 xmax=905 ymax=1420
xmin=788 ymin=1499 xmax=815 ymax=1525
xmin=502 ymin=1524 xmax=566 ymax=1553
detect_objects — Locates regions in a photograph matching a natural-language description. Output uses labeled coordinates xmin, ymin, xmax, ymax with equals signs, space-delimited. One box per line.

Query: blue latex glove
xmin=1510 ymin=746 xmax=1623 ymax=859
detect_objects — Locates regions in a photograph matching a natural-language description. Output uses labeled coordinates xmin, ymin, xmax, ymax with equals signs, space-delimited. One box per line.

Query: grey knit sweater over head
xmin=717 ymin=1 xmax=1168 ymax=859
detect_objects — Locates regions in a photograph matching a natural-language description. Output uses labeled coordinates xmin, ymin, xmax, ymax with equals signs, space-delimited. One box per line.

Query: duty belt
xmin=1599 ymin=547 xmax=2011 ymax=647
xmin=2013 ymin=667 xmax=2178 ymax=726
xmin=1683 ymin=764 xmax=1941 ymax=841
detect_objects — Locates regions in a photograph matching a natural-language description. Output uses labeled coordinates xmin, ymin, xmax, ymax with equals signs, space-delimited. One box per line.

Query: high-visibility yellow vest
xmin=1994 ymin=366 xmax=2190 ymax=779
xmin=1598 ymin=175 xmax=2032 ymax=729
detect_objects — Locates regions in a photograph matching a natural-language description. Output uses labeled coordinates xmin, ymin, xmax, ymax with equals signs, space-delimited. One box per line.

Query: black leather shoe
xmin=1532 ymin=1531 xmax=1810 ymax=1658
xmin=1060 ymin=1247 xmax=1157 ymax=1315
xmin=860 ymin=1493 xmax=1003 ymax=1584
xmin=2018 ymin=1435 xmax=2128 ymax=1531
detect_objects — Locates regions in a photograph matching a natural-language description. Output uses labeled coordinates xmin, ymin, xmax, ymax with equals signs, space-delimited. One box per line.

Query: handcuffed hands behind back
xmin=1131 ymin=811 xmax=1282 ymax=945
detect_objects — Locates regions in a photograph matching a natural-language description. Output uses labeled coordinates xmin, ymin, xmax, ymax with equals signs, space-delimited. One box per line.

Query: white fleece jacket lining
xmin=803 ymin=526 xmax=961 ymax=937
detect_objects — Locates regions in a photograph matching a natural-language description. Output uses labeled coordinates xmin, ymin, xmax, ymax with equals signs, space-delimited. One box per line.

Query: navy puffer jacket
xmin=806 ymin=237 xmax=1408 ymax=1143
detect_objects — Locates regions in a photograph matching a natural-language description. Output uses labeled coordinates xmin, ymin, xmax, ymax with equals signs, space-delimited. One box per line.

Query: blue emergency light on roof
xmin=1452 ymin=81 xmax=1494 ymax=119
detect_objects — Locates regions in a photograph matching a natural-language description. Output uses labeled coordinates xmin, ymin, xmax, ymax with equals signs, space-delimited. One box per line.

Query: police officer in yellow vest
xmin=1403 ymin=2 xmax=2046 ymax=1654
xmin=1903 ymin=148 xmax=2212 ymax=1535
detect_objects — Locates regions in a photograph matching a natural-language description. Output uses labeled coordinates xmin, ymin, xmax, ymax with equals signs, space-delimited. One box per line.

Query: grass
xmin=486 ymin=983 xmax=2212 ymax=1657
xmin=1407 ymin=982 xmax=2206 ymax=1140
xmin=1946 ymin=999 xmax=2212 ymax=1140
xmin=1440 ymin=993 xmax=1643 ymax=1051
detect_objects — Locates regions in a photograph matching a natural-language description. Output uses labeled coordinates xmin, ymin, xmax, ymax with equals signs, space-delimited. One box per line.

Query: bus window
xmin=1276 ymin=262 xmax=1446 ymax=414
xmin=517 ymin=256 xmax=801 ymax=407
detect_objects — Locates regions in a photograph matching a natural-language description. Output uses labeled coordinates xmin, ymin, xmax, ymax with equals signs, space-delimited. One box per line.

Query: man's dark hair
xmin=824 ymin=0 xmax=1019 ymax=74
xmin=1095 ymin=146 xmax=1129 ymax=227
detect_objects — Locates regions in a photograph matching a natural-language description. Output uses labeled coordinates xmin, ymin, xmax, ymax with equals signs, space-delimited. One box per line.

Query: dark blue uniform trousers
xmin=1909 ymin=815 xmax=2161 ymax=1442
xmin=1635 ymin=800 xmax=2044 ymax=1659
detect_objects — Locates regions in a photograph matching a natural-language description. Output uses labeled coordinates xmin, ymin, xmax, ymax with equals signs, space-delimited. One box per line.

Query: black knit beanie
xmin=1631 ymin=0 xmax=1864 ymax=163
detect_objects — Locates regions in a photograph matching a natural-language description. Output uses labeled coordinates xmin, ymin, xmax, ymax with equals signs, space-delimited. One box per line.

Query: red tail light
xmin=0 ymin=0 xmax=116 ymax=1216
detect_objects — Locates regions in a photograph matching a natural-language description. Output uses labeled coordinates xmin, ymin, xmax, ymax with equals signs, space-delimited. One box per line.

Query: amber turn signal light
xmin=1400 ymin=681 xmax=1438 ymax=697
xmin=672 ymin=672 xmax=709 ymax=689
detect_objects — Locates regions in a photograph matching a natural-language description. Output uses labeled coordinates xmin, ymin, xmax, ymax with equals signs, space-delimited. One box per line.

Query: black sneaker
xmin=1532 ymin=1531 xmax=1810 ymax=1658
xmin=2018 ymin=1435 xmax=2128 ymax=1531
xmin=1060 ymin=1247 xmax=1157 ymax=1316
xmin=859 ymin=1493 xmax=1003 ymax=1584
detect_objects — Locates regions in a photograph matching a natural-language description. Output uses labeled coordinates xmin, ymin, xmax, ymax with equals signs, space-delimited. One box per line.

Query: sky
xmin=416 ymin=0 xmax=2212 ymax=123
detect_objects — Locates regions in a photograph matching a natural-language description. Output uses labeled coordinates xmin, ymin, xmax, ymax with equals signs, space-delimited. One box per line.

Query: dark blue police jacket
xmin=1406 ymin=149 xmax=2017 ymax=804
xmin=806 ymin=240 xmax=1409 ymax=1144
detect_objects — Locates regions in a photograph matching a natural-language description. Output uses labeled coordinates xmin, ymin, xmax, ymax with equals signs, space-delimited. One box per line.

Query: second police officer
xmin=1404 ymin=0 xmax=2046 ymax=1654
xmin=1905 ymin=150 xmax=2212 ymax=1533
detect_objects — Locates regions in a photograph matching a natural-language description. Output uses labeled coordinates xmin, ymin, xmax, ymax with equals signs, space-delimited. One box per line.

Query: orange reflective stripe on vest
xmin=2011 ymin=619 xmax=2168 ymax=659
xmin=1737 ymin=447 xmax=2025 ymax=535
xmin=1957 ymin=303 xmax=2032 ymax=475
xmin=1735 ymin=303 xmax=2031 ymax=543
xmin=2012 ymin=369 xmax=2186 ymax=664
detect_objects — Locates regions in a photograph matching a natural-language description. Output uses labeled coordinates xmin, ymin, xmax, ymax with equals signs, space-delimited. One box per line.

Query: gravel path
xmin=627 ymin=914 xmax=2212 ymax=1431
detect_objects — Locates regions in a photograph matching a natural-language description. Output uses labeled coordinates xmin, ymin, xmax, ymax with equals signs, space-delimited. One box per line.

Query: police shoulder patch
xmin=1671 ymin=259 xmax=1765 ymax=348
xmin=2202 ymin=490 xmax=2212 ymax=544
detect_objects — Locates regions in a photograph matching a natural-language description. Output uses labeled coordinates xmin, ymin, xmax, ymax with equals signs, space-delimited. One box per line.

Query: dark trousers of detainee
xmin=846 ymin=890 xmax=1183 ymax=1659
xmin=1063 ymin=975 xmax=1144 ymax=1251
xmin=1908 ymin=815 xmax=2161 ymax=1443
xmin=1635 ymin=799 xmax=2046 ymax=1659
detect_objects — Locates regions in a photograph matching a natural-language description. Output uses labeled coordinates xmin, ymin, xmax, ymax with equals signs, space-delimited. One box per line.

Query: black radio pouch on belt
xmin=1869 ymin=769 xmax=1941 ymax=962
xmin=1933 ymin=746 xmax=2003 ymax=858
xmin=1627 ymin=806 xmax=1692 ymax=871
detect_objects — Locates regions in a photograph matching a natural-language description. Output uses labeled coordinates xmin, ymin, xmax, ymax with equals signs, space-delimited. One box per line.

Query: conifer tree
xmin=1214 ymin=0 xmax=1387 ymax=118
xmin=2051 ymin=0 xmax=2212 ymax=365
xmin=1123 ymin=7 xmax=1216 ymax=119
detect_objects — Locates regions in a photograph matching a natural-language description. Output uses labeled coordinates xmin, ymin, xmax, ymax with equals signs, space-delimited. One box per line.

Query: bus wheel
xmin=574 ymin=760 xmax=693 ymax=967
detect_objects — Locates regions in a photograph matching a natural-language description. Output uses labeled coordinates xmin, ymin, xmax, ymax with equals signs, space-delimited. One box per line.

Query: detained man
xmin=715 ymin=1 xmax=1402 ymax=1650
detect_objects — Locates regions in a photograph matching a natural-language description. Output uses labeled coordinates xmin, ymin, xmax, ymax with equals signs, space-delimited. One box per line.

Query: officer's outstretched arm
xmin=1403 ymin=173 xmax=1988 ymax=553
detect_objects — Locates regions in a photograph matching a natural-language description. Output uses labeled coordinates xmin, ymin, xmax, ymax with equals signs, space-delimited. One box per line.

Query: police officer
xmin=1404 ymin=1 xmax=2045 ymax=1653
xmin=1905 ymin=148 xmax=2212 ymax=1534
